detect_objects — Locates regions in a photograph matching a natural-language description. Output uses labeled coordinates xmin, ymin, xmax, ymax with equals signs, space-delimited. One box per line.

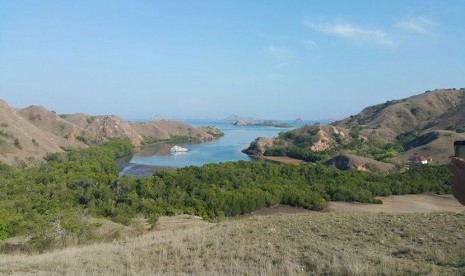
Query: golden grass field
xmin=1 ymin=196 xmax=465 ymax=275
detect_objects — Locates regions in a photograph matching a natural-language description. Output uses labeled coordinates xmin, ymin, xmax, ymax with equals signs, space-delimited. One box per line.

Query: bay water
xmin=120 ymin=119 xmax=319 ymax=177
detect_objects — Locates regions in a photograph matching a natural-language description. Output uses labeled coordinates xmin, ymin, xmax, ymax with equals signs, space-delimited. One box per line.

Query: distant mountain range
xmin=0 ymin=100 xmax=223 ymax=165
xmin=245 ymin=88 xmax=465 ymax=171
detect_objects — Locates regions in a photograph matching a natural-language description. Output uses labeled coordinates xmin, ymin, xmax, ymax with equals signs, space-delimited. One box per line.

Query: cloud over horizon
xmin=305 ymin=22 xmax=394 ymax=47
xmin=396 ymin=16 xmax=435 ymax=35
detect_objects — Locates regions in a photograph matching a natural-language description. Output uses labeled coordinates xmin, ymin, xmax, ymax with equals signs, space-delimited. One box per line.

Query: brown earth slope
xmin=0 ymin=100 xmax=84 ymax=165
xmin=324 ymin=154 xmax=395 ymax=173
xmin=331 ymin=88 xmax=465 ymax=163
xmin=0 ymin=99 xmax=223 ymax=164
xmin=245 ymin=88 xmax=465 ymax=166
xmin=18 ymin=105 xmax=86 ymax=144
xmin=130 ymin=120 xmax=223 ymax=143
xmin=331 ymin=88 xmax=464 ymax=139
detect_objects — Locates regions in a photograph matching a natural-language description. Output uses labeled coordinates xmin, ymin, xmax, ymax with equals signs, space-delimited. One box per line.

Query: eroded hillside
xmin=0 ymin=100 xmax=223 ymax=165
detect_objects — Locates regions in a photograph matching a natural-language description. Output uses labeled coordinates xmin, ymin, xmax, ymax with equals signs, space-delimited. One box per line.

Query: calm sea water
xmin=120 ymin=119 xmax=320 ymax=176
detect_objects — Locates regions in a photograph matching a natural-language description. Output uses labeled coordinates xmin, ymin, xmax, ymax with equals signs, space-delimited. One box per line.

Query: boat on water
xmin=170 ymin=145 xmax=189 ymax=153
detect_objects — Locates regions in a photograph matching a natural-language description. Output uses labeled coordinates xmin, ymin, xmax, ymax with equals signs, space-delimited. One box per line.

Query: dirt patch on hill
xmin=255 ymin=155 xmax=306 ymax=165
xmin=242 ymin=195 xmax=464 ymax=218
xmin=237 ymin=205 xmax=312 ymax=218
xmin=327 ymin=194 xmax=464 ymax=213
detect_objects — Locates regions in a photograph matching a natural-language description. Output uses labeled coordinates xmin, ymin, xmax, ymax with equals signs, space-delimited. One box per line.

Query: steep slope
xmin=245 ymin=88 xmax=465 ymax=166
xmin=324 ymin=154 xmax=395 ymax=173
xmin=21 ymin=109 xmax=142 ymax=147
xmin=18 ymin=105 xmax=86 ymax=145
xmin=81 ymin=115 xmax=143 ymax=147
xmin=1 ymin=99 xmax=224 ymax=165
xmin=393 ymin=130 xmax=465 ymax=164
xmin=332 ymin=88 xmax=464 ymax=139
xmin=245 ymin=125 xmax=353 ymax=155
xmin=0 ymin=100 xmax=82 ymax=165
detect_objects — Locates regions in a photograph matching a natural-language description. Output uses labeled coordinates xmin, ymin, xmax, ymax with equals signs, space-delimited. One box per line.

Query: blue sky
xmin=1 ymin=1 xmax=464 ymax=120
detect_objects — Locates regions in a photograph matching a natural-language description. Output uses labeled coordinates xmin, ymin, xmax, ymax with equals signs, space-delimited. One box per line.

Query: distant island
xmin=224 ymin=114 xmax=258 ymax=121
xmin=233 ymin=120 xmax=292 ymax=128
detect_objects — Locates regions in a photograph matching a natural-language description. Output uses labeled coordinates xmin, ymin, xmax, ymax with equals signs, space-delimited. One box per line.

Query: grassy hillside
xmin=1 ymin=212 xmax=464 ymax=275
xmin=332 ymin=88 xmax=465 ymax=138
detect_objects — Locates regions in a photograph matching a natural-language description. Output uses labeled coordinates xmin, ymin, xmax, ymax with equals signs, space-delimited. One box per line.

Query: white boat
xmin=170 ymin=145 xmax=189 ymax=153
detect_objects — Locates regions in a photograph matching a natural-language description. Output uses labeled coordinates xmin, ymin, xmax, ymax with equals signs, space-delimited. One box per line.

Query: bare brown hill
xmin=245 ymin=88 xmax=465 ymax=167
xmin=332 ymin=88 xmax=464 ymax=139
xmin=330 ymin=88 xmax=465 ymax=163
xmin=0 ymin=100 xmax=223 ymax=165
xmin=18 ymin=105 xmax=86 ymax=144
xmin=81 ymin=115 xmax=143 ymax=147
xmin=130 ymin=120 xmax=223 ymax=143
xmin=324 ymin=154 xmax=395 ymax=173
xmin=0 ymin=100 xmax=84 ymax=165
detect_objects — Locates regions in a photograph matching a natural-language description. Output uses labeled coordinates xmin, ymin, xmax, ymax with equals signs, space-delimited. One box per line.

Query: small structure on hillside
xmin=410 ymin=155 xmax=428 ymax=164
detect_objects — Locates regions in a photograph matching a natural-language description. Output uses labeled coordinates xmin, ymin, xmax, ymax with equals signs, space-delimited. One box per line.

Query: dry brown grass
xmin=1 ymin=211 xmax=465 ymax=275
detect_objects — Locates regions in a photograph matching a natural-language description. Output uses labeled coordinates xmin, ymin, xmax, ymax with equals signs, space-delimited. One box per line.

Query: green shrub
xmin=13 ymin=138 xmax=22 ymax=149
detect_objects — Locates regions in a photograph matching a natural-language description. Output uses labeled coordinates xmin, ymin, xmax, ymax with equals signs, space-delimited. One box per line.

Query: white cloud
xmin=305 ymin=22 xmax=394 ymax=47
xmin=396 ymin=16 xmax=435 ymax=34
xmin=303 ymin=39 xmax=318 ymax=49
xmin=267 ymin=46 xmax=295 ymax=60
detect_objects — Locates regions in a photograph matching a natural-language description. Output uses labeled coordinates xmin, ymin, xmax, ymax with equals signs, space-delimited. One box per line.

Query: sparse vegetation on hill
xmin=1 ymin=212 xmax=464 ymax=275
xmin=245 ymin=89 xmax=465 ymax=168
xmin=0 ymin=99 xmax=223 ymax=164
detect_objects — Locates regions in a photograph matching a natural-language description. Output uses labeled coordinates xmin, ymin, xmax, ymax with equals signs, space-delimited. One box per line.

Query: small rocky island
xmin=233 ymin=120 xmax=292 ymax=128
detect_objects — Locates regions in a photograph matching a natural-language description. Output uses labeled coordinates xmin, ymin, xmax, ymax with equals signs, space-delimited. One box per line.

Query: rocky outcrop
xmin=309 ymin=126 xmax=353 ymax=152
xmin=243 ymin=137 xmax=276 ymax=155
xmin=81 ymin=115 xmax=143 ymax=147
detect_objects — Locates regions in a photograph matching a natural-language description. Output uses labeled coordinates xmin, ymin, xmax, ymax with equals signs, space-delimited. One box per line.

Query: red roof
xmin=410 ymin=156 xmax=427 ymax=162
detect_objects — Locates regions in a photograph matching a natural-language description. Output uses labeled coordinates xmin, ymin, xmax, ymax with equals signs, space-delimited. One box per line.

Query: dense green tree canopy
xmin=0 ymin=139 xmax=450 ymax=252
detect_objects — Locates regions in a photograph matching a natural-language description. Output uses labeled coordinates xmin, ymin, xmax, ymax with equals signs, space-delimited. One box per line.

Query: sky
xmin=1 ymin=1 xmax=464 ymax=120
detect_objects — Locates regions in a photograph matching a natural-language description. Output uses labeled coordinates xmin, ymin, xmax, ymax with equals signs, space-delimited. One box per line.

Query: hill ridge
xmin=0 ymin=99 xmax=223 ymax=165
xmin=245 ymin=88 xmax=465 ymax=168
